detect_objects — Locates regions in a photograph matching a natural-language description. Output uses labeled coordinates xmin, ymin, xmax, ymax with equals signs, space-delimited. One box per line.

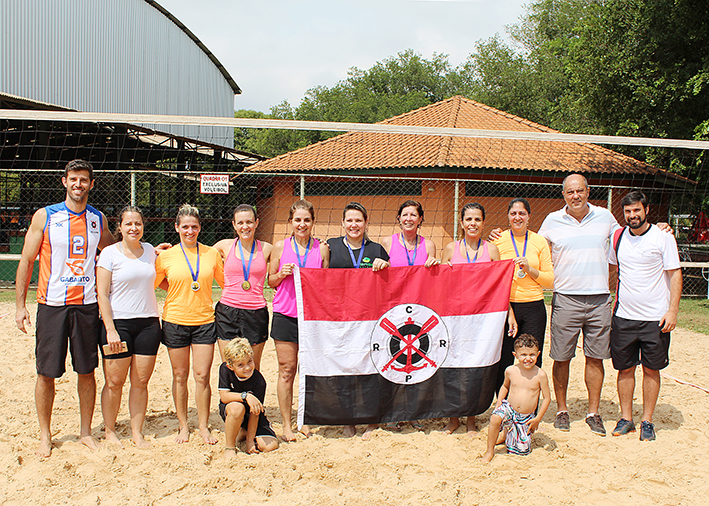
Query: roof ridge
xmin=453 ymin=95 xmax=559 ymax=133
xmin=378 ymin=96 xmax=459 ymax=125
xmin=434 ymin=96 xmax=461 ymax=167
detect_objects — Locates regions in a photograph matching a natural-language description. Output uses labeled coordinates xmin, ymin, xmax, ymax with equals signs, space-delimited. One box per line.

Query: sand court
xmin=1 ymin=300 xmax=707 ymax=505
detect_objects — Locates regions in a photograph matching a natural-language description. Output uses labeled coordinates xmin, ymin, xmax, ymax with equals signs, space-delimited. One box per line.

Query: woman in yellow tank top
xmin=492 ymin=198 xmax=553 ymax=391
xmin=155 ymin=204 xmax=224 ymax=445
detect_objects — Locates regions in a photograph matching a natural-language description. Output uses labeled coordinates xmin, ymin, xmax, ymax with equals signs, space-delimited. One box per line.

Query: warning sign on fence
xmin=200 ymin=174 xmax=229 ymax=194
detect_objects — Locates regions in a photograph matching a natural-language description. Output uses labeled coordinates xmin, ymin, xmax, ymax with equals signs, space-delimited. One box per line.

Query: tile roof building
xmin=244 ymin=96 xmax=688 ymax=249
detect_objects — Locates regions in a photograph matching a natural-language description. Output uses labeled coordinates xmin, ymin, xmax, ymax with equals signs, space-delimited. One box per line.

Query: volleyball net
xmin=1 ymin=108 xmax=708 ymax=295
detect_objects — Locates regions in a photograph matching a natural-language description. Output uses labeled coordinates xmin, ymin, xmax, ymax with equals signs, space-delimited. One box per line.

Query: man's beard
xmin=627 ymin=216 xmax=647 ymax=229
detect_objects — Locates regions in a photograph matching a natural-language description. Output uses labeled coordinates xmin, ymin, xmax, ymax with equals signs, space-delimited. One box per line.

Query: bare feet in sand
xmin=281 ymin=426 xmax=297 ymax=442
xmin=199 ymin=427 xmax=218 ymax=445
xmin=36 ymin=435 xmax=52 ymax=458
xmin=482 ymin=450 xmax=494 ymax=463
xmin=343 ymin=425 xmax=356 ymax=438
xmin=104 ymin=430 xmax=123 ymax=448
xmin=442 ymin=417 xmax=460 ymax=434
xmin=466 ymin=416 xmax=478 ymax=437
xmin=79 ymin=435 xmax=101 ymax=451
xmin=175 ymin=426 xmax=190 ymax=444
xmin=224 ymin=447 xmax=237 ymax=460
xmin=245 ymin=440 xmax=260 ymax=454
xmin=361 ymin=424 xmax=378 ymax=441
xmin=132 ymin=432 xmax=151 ymax=449
xmin=300 ymin=425 xmax=312 ymax=438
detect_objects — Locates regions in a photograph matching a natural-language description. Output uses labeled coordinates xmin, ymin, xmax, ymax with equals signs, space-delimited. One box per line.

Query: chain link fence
xmin=2 ymin=168 xmax=706 ymax=296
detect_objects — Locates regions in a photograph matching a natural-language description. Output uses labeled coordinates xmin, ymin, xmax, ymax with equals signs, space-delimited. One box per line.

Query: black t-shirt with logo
xmin=326 ymin=237 xmax=389 ymax=269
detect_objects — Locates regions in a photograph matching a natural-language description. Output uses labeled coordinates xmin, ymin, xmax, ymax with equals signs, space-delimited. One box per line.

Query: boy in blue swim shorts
xmin=483 ymin=334 xmax=551 ymax=462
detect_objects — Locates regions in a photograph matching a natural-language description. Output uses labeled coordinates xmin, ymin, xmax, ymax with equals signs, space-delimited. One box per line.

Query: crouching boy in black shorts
xmin=219 ymin=338 xmax=278 ymax=457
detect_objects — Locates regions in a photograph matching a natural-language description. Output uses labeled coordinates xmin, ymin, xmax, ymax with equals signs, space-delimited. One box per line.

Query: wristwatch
xmin=241 ymin=391 xmax=248 ymax=403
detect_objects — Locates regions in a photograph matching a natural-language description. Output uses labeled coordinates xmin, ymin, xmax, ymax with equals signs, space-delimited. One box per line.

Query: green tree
xmin=460 ymin=0 xmax=601 ymax=133
xmin=567 ymin=0 xmax=709 ymax=141
xmin=297 ymin=49 xmax=459 ymax=125
xmin=234 ymin=102 xmax=307 ymax=158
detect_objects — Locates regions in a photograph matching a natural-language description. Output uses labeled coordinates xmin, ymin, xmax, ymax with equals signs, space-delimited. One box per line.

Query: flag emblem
xmin=371 ymin=304 xmax=448 ymax=384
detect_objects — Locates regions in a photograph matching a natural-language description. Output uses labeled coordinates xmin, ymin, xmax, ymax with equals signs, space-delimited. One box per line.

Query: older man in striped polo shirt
xmin=539 ymin=174 xmax=673 ymax=436
xmin=538 ymin=174 xmax=619 ymax=435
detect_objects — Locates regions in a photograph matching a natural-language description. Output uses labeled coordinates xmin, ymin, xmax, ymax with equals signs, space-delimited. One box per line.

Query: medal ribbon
xmin=402 ymin=233 xmax=419 ymax=266
xmin=511 ymin=230 xmax=528 ymax=258
xmin=293 ymin=236 xmax=312 ymax=268
xmin=464 ymin=238 xmax=482 ymax=263
xmin=511 ymin=230 xmax=528 ymax=275
xmin=238 ymin=239 xmax=256 ymax=284
xmin=180 ymin=242 xmax=200 ymax=284
xmin=346 ymin=238 xmax=366 ymax=268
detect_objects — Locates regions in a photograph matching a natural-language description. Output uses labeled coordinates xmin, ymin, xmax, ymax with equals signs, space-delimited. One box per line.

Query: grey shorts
xmin=549 ymin=293 xmax=612 ymax=361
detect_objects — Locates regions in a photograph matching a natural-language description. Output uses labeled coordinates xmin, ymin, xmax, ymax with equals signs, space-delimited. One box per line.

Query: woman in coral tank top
xmin=213 ymin=204 xmax=273 ymax=369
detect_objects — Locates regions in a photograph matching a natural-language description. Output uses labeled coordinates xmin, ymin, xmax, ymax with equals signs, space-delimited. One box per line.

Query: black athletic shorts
xmin=35 ymin=303 xmax=100 ymax=378
xmin=162 ymin=321 xmax=217 ymax=348
xmin=611 ymin=315 xmax=670 ymax=371
xmin=99 ymin=317 xmax=162 ymax=359
xmin=219 ymin=401 xmax=277 ymax=439
xmin=215 ymin=302 xmax=269 ymax=346
xmin=270 ymin=312 xmax=298 ymax=343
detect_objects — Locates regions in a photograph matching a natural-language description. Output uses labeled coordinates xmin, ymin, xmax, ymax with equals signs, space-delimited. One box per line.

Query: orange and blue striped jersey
xmin=37 ymin=203 xmax=102 ymax=306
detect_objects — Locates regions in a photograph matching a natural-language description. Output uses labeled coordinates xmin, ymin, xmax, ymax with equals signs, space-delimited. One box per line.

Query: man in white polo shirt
xmin=538 ymin=174 xmax=618 ymax=435
xmin=608 ymin=190 xmax=681 ymax=441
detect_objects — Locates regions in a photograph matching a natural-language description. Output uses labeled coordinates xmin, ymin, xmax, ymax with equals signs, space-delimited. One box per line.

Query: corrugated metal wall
xmin=0 ymin=0 xmax=235 ymax=148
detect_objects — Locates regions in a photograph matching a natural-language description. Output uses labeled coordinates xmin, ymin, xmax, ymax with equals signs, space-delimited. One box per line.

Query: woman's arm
xmin=440 ymin=241 xmax=455 ymax=264
xmin=261 ymin=241 xmax=274 ymax=265
xmin=533 ymin=236 xmax=554 ymax=288
xmin=488 ymin=242 xmax=500 ymax=262
xmin=212 ymin=239 xmax=231 ymax=259
xmin=380 ymin=235 xmax=392 ymax=254
xmin=320 ymin=242 xmax=330 ymax=268
xmin=424 ymin=238 xmax=438 ymax=267
xmin=213 ymin=249 xmax=225 ymax=289
xmin=96 ymin=266 xmax=122 ymax=353
xmin=154 ymin=251 xmax=167 ymax=290
xmin=267 ymin=241 xmax=290 ymax=288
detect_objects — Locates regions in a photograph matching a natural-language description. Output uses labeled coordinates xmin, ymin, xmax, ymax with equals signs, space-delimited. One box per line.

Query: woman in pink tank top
xmin=380 ymin=200 xmax=438 ymax=432
xmin=213 ymin=205 xmax=273 ymax=369
xmin=440 ymin=202 xmax=517 ymax=436
xmin=380 ymin=200 xmax=438 ymax=268
xmin=268 ymin=200 xmax=330 ymax=442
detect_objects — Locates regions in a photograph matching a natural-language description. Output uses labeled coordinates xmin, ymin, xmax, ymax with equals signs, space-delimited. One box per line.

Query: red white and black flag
xmin=294 ymin=260 xmax=514 ymax=427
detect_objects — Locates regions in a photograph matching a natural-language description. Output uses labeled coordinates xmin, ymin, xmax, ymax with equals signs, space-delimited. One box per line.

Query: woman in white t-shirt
xmin=96 ymin=206 xmax=161 ymax=448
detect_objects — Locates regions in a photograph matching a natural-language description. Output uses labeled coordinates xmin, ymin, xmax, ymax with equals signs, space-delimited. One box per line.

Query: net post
xmin=453 ymin=180 xmax=460 ymax=240
xmin=607 ymin=186 xmax=612 ymax=211
xmin=130 ymin=171 xmax=137 ymax=207
xmin=300 ymin=175 xmax=305 ymax=200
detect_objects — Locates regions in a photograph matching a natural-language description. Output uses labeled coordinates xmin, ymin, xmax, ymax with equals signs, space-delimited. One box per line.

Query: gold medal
xmin=517 ymin=269 xmax=526 ymax=279
xmin=191 ymin=281 xmax=200 ymax=291
xmin=241 ymin=280 xmax=251 ymax=290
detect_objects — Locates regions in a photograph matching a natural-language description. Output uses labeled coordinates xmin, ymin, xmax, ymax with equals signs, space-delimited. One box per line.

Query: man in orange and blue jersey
xmin=15 ymin=159 xmax=114 ymax=458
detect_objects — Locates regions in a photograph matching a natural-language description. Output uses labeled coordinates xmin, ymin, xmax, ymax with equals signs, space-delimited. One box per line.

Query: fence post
xmin=300 ymin=175 xmax=305 ymax=200
xmin=453 ymin=181 xmax=460 ymax=240
xmin=607 ymin=186 xmax=612 ymax=211
xmin=131 ymin=171 xmax=136 ymax=207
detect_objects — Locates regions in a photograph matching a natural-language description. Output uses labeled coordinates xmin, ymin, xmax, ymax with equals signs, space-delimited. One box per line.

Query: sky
xmin=157 ymin=0 xmax=529 ymax=113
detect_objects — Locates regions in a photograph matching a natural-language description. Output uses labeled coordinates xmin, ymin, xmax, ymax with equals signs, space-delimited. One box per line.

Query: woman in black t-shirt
xmin=327 ymin=202 xmax=389 ymax=270
xmin=326 ymin=202 xmax=389 ymax=440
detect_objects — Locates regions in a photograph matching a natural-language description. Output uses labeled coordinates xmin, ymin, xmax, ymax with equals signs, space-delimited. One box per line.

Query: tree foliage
xmin=236 ymin=0 xmax=709 ymax=182
xmin=234 ymin=50 xmax=464 ymax=155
